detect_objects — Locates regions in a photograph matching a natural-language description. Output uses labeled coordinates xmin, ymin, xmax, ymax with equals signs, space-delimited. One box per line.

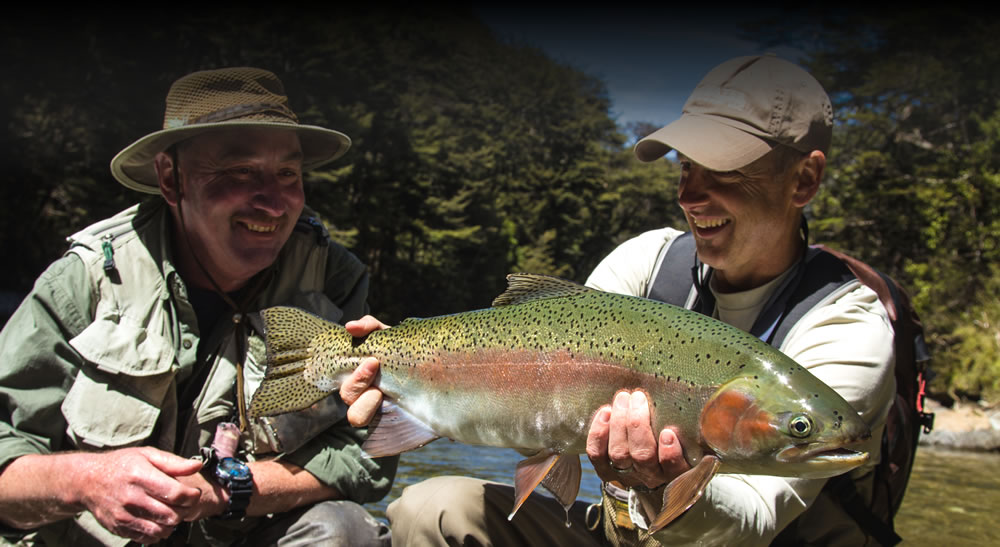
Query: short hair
xmin=736 ymin=144 xmax=808 ymax=180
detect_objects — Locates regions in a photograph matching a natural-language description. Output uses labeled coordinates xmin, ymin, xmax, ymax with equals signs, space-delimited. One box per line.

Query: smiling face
xmin=676 ymin=147 xmax=823 ymax=292
xmin=155 ymin=127 xmax=305 ymax=292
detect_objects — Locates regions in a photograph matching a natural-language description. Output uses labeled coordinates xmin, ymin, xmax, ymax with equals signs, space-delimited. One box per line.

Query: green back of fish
xmin=364 ymin=283 xmax=788 ymax=388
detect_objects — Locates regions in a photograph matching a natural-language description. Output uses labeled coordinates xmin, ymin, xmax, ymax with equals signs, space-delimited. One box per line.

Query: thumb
xmin=658 ymin=427 xmax=690 ymax=479
xmin=141 ymin=447 xmax=205 ymax=477
xmin=344 ymin=315 xmax=389 ymax=337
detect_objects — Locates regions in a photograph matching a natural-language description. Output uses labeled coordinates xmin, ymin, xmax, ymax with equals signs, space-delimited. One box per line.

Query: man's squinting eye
xmin=229 ymin=166 xmax=254 ymax=176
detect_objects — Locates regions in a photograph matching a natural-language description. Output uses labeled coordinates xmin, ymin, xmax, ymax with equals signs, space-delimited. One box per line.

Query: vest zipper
xmin=101 ymin=234 xmax=116 ymax=273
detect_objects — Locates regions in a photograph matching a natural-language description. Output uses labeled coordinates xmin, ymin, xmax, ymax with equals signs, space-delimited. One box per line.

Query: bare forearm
xmin=246 ymin=460 xmax=342 ymax=517
xmin=0 ymin=453 xmax=87 ymax=528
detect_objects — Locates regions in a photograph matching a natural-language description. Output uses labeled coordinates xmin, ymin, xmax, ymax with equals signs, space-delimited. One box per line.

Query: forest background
xmin=2 ymin=9 xmax=998 ymax=404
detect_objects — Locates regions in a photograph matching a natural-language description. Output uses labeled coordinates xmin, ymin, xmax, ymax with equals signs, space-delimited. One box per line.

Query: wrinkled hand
xmin=77 ymin=447 xmax=203 ymax=544
xmin=342 ymin=315 xmax=390 ymax=427
xmin=587 ymin=390 xmax=691 ymax=490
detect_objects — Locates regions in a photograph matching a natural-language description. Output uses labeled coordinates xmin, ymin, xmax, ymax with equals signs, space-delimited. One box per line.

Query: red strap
xmin=916 ymin=373 xmax=927 ymax=413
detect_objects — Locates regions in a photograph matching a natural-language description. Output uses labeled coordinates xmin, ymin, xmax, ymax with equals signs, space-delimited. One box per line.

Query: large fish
xmin=249 ymin=274 xmax=870 ymax=532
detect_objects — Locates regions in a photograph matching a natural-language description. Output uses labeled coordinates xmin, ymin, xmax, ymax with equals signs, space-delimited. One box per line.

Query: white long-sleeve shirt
xmin=586 ymin=228 xmax=896 ymax=546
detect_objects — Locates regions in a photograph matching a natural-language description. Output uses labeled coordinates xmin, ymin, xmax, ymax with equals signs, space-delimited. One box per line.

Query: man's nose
xmin=249 ymin=177 xmax=286 ymax=216
xmin=677 ymin=170 xmax=711 ymax=210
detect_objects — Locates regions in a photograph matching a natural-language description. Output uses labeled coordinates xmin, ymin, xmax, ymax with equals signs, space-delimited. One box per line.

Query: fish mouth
xmin=777 ymin=443 xmax=869 ymax=467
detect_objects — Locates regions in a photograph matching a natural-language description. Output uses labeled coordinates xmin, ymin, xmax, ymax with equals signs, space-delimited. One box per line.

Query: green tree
xmin=2 ymin=10 xmax=679 ymax=328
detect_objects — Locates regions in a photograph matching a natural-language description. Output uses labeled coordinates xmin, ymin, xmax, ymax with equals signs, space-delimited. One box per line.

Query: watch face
xmin=218 ymin=457 xmax=252 ymax=480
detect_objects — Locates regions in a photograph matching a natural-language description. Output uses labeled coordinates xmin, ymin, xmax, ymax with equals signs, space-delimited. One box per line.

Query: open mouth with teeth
xmin=241 ymin=222 xmax=278 ymax=233
xmin=692 ymin=217 xmax=731 ymax=229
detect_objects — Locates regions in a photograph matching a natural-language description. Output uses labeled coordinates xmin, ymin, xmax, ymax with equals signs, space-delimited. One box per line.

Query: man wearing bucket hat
xmin=0 ymin=67 xmax=395 ymax=545
xmin=343 ymin=55 xmax=896 ymax=545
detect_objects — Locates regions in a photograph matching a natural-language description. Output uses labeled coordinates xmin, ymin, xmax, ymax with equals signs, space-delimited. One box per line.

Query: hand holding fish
xmin=587 ymin=391 xmax=691 ymax=492
xmin=342 ymin=315 xmax=390 ymax=427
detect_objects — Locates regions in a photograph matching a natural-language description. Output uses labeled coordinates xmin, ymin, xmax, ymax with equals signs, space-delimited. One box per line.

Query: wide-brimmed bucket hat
xmin=634 ymin=55 xmax=833 ymax=171
xmin=111 ymin=67 xmax=352 ymax=194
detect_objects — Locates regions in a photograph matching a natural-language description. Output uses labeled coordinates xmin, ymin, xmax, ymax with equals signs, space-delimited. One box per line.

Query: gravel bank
xmin=919 ymin=398 xmax=1000 ymax=451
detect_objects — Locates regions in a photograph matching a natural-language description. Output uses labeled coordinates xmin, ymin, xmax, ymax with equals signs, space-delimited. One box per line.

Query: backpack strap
xmin=817 ymin=245 xmax=933 ymax=428
xmin=815 ymin=245 xmax=897 ymax=321
xmin=766 ymin=248 xmax=856 ymax=349
xmin=647 ymin=232 xmax=700 ymax=307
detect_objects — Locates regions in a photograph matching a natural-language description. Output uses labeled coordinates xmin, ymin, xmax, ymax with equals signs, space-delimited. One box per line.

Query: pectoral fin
xmin=361 ymin=400 xmax=441 ymax=458
xmin=648 ymin=454 xmax=720 ymax=533
xmin=510 ymin=450 xmax=580 ymax=524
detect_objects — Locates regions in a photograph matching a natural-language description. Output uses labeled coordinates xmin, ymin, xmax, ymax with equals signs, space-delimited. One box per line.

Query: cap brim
xmin=634 ymin=114 xmax=773 ymax=171
xmin=110 ymin=121 xmax=352 ymax=194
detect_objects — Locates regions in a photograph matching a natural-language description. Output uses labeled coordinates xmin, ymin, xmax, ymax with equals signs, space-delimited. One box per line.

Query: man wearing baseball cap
xmin=359 ymin=55 xmax=895 ymax=545
xmin=581 ymin=53 xmax=894 ymax=546
xmin=0 ymin=68 xmax=395 ymax=545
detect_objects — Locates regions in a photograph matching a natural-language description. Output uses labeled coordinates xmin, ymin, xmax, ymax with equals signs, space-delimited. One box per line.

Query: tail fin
xmin=248 ymin=306 xmax=344 ymax=419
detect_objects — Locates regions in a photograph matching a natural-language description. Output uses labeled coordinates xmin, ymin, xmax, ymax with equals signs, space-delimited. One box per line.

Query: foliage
xmin=938 ymin=266 xmax=1000 ymax=401
xmin=0 ymin=10 xmax=677 ymax=326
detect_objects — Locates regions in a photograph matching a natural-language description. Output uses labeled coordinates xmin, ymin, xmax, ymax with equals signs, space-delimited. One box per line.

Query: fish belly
xmin=377 ymin=348 xmax=705 ymax=454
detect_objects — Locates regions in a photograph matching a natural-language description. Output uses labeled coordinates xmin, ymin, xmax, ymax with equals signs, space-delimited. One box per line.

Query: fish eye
xmin=788 ymin=414 xmax=813 ymax=438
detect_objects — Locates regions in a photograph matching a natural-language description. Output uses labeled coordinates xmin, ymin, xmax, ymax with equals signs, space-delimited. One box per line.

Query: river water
xmin=369 ymin=442 xmax=1000 ymax=545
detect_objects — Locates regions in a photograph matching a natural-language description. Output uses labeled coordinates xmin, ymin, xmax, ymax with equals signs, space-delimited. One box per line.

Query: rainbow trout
xmin=249 ymin=274 xmax=870 ymax=532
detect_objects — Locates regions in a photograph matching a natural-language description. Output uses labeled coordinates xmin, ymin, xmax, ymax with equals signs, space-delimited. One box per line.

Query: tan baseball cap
xmin=111 ymin=67 xmax=352 ymax=194
xmin=634 ymin=55 xmax=833 ymax=171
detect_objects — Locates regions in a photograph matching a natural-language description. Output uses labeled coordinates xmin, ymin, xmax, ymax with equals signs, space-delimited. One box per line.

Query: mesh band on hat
xmin=111 ymin=67 xmax=351 ymax=194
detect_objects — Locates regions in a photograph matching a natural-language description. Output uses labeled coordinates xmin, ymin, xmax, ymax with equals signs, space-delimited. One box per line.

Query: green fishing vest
xmin=62 ymin=202 xmax=351 ymax=458
xmin=32 ymin=202 xmax=357 ymax=546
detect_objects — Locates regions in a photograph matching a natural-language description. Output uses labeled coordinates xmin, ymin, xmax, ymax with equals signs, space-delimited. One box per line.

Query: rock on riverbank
xmin=919 ymin=398 xmax=1000 ymax=451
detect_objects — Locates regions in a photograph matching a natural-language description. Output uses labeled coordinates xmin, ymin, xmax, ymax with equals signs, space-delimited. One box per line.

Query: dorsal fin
xmin=492 ymin=273 xmax=595 ymax=307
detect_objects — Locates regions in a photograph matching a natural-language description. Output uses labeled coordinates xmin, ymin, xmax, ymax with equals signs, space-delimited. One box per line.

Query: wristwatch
xmin=213 ymin=456 xmax=254 ymax=519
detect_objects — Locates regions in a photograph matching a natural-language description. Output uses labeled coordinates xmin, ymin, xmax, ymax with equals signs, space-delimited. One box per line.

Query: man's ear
xmin=154 ymin=151 xmax=182 ymax=206
xmin=791 ymin=150 xmax=825 ymax=208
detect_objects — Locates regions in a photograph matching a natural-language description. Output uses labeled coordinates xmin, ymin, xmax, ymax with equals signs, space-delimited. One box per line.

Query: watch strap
xmin=220 ymin=477 xmax=253 ymax=519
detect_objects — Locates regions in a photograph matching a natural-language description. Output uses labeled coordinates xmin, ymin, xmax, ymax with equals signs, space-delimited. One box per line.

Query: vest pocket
xmin=63 ymin=318 xmax=176 ymax=448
